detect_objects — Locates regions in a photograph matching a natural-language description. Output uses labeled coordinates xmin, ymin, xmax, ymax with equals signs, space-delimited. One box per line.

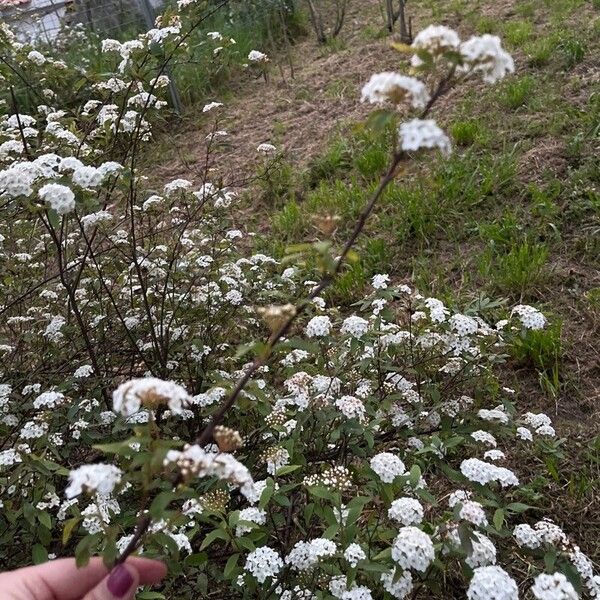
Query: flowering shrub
xmin=0 ymin=5 xmax=597 ymax=599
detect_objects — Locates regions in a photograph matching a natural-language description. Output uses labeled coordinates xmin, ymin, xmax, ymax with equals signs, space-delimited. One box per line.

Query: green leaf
xmin=199 ymin=528 xmax=229 ymax=551
xmin=372 ymin=547 xmax=392 ymax=561
xmin=37 ymin=511 xmax=52 ymax=530
xmin=307 ymin=486 xmax=334 ymax=501
xmin=409 ymin=464 xmax=422 ymax=488
xmin=323 ymin=524 xmax=339 ymax=539
xmin=506 ymin=502 xmax=533 ymax=513
xmin=62 ymin=517 xmax=80 ymax=545
xmin=366 ymin=109 xmax=397 ymax=132
xmin=361 ymin=561 xmax=390 ymax=573
xmin=457 ymin=522 xmax=473 ymax=555
xmin=544 ymin=549 xmax=557 ymax=572
xmin=184 ymin=552 xmax=207 ymax=567
xmin=493 ymin=508 xmax=505 ymax=531
xmin=32 ymin=544 xmax=48 ymax=564
xmin=47 ymin=208 xmax=60 ymax=229
xmin=149 ymin=491 xmax=177 ymax=519
xmin=93 ymin=438 xmax=148 ymax=456
xmin=224 ymin=553 xmax=239 ymax=579
xmin=276 ymin=464 xmax=301 ymax=476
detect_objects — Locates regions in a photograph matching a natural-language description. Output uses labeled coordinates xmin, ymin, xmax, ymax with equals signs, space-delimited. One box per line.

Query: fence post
xmin=138 ymin=0 xmax=184 ymax=115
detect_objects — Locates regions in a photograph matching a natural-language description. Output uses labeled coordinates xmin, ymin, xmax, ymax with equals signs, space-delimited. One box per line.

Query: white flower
xmin=245 ymin=547 xmax=283 ymax=583
xmin=0 ymin=449 xmax=21 ymax=467
xmin=450 ymin=314 xmax=479 ymax=336
xmin=305 ymin=315 xmax=332 ymax=338
xmin=361 ymin=72 xmax=430 ymax=109
xmin=28 ymin=50 xmax=46 ymax=65
xmin=248 ymin=50 xmax=268 ymax=62
xmin=72 ymin=165 xmax=103 ymax=188
xmin=165 ymin=444 xmax=254 ymax=499
xmin=257 ymin=143 xmax=276 ymax=154
xmin=517 ymin=426 xmax=533 ymax=441
xmin=381 ymin=569 xmax=413 ymax=599
xmin=484 ymin=449 xmax=505 ymax=461
xmin=460 ymin=35 xmax=515 ymax=84
xmin=392 ymin=526 xmax=435 ymax=572
xmin=513 ymin=523 xmax=541 ymax=549
xmin=340 ymin=315 xmax=369 ymax=338
xmin=465 ymin=533 xmax=497 ymax=568
xmin=411 ymin=25 xmax=460 ymax=60
xmin=266 ymin=447 xmax=290 ymax=475
xmin=38 ymin=183 xmax=75 ymax=214
xmin=531 ymin=573 xmax=577 ymax=600
xmin=388 ymin=497 xmax=424 ymax=526
xmin=477 ymin=408 xmax=509 ymax=424
xmin=399 ymin=119 xmax=451 ymax=154
xmin=236 ymin=507 xmax=266 ymax=536
xmin=285 ymin=538 xmax=336 ymax=570
xmin=202 ymin=101 xmax=223 ymax=112
xmin=65 ymin=464 xmax=122 ymax=498
xmin=342 ymin=586 xmax=373 ymax=600
xmin=460 ymin=458 xmax=519 ymax=487
xmin=471 ymin=430 xmax=497 ymax=447
xmin=467 ymin=566 xmax=518 ymax=600
xmin=33 ymin=391 xmax=66 ymax=409
xmin=112 ymin=378 xmax=191 ymax=416
xmin=73 ymin=365 xmax=94 ymax=378
xmin=335 ymin=395 xmax=366 ymax=421
xmin=164 ymin=178 xmax=192 ymax=196
xmin=511 ymin=304 xmax=546 ymax=330
xmin=343 ymin=543 xmax=366 ymax=567
xmin=370 ymin=452 xmax=406 ymax=483
xmin=372 ymin=273 xmax=390 ymax=289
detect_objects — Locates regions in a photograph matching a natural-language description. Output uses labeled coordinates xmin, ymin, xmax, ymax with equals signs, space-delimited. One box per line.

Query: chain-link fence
xmin=0 ymin=0 xmax=165 ymax=44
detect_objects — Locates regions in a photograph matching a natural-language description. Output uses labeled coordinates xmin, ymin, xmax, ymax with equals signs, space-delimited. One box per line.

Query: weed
xmin=510 ymin=320 xmax=562 ymax=397
xmin=503 ymin=20 xmax=534 ymax=47
xmin=559 ymin=36 xmax=586 ymax=68
xmin=524 ymin=36 xmax=559 ymax=67
xmin=499 ymin=75 xmax=536 ymax=109
xmin=480 ymin=240 xmax=549 ymax=298
xmin=450 ymin=119 xmax=487 ymax=146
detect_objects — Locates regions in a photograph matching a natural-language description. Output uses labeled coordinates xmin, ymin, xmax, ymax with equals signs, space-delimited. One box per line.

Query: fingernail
xmin=107 ymin=565 xmax=134 ymax=598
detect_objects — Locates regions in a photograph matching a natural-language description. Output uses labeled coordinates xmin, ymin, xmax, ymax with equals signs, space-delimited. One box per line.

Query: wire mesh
xmin=0 ymin=0 xmax=165 ymax=44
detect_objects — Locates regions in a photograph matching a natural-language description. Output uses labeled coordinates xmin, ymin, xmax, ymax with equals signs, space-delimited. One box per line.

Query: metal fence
xmin=0 ymin=0 xmax=165 ymax=44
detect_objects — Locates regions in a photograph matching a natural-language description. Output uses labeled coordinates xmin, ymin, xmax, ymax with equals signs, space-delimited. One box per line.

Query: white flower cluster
xmin=460 ymin=458 xmax=519 ymax=487
xmin=112 ymin=377 xmax=192 ymax=416
xmin=65 ymin=463 xmax=122 ymax=498
xmin=511 ymin=304 xmax=547 ymax=330
xmin=38 ymin=183 xmax=75 ymax=214
xmin=285 ymin=538 xmax=336 ymax=571
xmin=335 ymin=395 xmax=366 ymax=421
xmin=399 ymin=119 xmax=451 ymax=155
xmin=391 ymin=526 xmax=435 ymax=572
xmin=381 ymin=570 xmax=413 ymax=599
xmin=340 ymin=315 xmax=369 ymax=338
xmin=370 ymin=452 xmax=406 ymax=483
xmin=343 ymin=543 xmax=366 ymax=567
xmin=361 ymin=73 xmax=430 ymax=109
xmin=388 ymin=497 xmax=424 ymax=526
xmin=244 ymin=546 xmax=283 ymax=583
xmin=305 ymin=315 xmax=332 ymax=338
xmin=467 ymin=566 xmax=518 ymax=600
xmin=531 ymin=572 xmax=578 ymax=600
xmin=164 ymin=444 xmax=254 ymax=499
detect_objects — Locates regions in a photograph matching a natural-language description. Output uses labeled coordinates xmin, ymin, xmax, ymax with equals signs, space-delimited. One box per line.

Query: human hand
xmin=0 ymin=556 xmax=167 ymax=600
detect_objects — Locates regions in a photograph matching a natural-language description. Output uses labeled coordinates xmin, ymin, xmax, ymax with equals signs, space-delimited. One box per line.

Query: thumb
xmin=82 ymin=564 xmax=140 ymax=600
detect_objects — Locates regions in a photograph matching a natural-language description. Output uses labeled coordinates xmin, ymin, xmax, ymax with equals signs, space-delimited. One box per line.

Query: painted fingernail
xmin=107 ymin=565 xmax=134 ymax=598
